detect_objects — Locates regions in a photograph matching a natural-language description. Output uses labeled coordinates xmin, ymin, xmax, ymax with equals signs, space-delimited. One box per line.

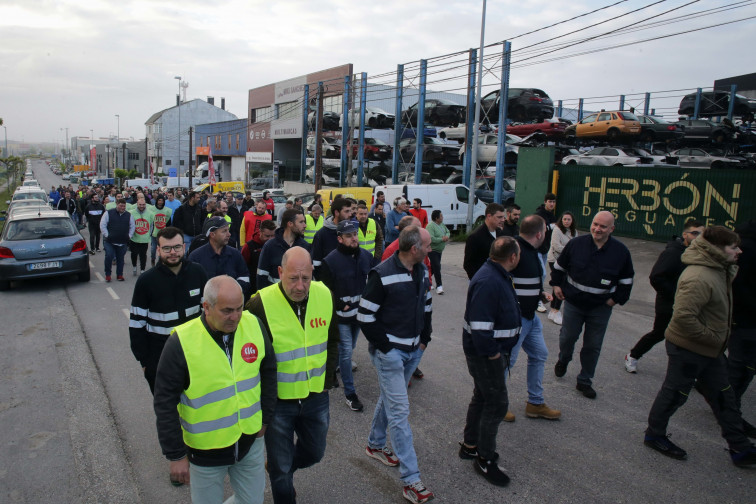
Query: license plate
xmin=29 ymin=261 xmax=62 ymax=271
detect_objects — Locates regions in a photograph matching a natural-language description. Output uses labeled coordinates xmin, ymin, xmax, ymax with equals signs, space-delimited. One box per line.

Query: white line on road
xmin=106 ymin=287 xmax=119 ymax=300
xmin=122 ymin=308 xmax=129 ymax=319
xmin=95 ymin=272 xmax=104 ymax=282
xmin=89 ymin=261 xmax=95 ymax=268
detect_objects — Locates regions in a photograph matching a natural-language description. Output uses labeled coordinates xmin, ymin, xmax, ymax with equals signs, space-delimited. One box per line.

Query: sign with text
xmin=246 ymin=152 xmax=272 ymax=163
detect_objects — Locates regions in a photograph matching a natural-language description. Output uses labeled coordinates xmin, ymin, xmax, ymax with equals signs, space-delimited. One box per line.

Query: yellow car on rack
xmin=567 ymin=110 xmax=641 ymax=140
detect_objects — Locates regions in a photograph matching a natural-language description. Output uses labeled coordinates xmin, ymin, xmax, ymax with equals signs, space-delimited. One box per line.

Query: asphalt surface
xmin=1 ymin=159 xmax=753 ymax=503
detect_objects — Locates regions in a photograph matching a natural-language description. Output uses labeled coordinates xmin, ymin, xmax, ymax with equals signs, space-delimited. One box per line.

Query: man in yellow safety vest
xmin=304 ymin=204 xmax=323 ymax=244
xmin=246 ymin=246 xmax=339 ymax=503
xmin=356 ymin=203 xmax=383 ymax=261
xmin=153 ymin=275 xmax=277 ymax=502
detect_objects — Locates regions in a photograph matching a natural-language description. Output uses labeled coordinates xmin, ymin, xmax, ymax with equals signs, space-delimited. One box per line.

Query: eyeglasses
xmin=160 ymin=244 xmax=185 ymax=253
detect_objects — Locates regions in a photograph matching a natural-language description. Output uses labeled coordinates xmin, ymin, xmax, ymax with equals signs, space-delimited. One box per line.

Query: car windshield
xmin=708 ymin=149 xmax=727 ymax=156
xmin=623 ymin=148 xmax=651 ymax=156
xmin=13 ymin=192 xmax=47 ymax=201
xmin=3 ymin=217 xmax=76 ymax=240
xmin=618 ymin=112 xmax=639 ymax=121
xmin=424 ymin=137 xmax=445 ymax=145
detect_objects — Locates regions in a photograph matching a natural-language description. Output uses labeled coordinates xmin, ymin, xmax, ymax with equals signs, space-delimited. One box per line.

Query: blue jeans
xmin=265 ymin=391 xmax=330 ymax=504
xmin=338 ymin=323 xmax=361 ymax=396
xmin=368 ymin=346 xmax=424 ymax=485
xmin=150 ymin=236 xmax=158 ymax=263
xmin=508 ymin=316 xmax=548 ymax=404
xmin=189 ymin=436 xmax=265 ymax=504
xmin=537 ymin=252 xmax=548 ymax=283
xmin=103 ymin=241 xmax=127 ymax=277
xmin=558 ymin=301 xmax=613 ymax=386
xmin=183 ymin=234 xmax=194 ymax=256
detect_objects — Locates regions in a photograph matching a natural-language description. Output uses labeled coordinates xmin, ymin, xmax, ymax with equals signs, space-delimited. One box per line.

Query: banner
xmin=90 ymin=147 xmax=97 ymax=172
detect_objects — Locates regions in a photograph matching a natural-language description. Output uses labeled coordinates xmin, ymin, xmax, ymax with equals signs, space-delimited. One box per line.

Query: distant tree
xmin=114 ymin=169 xmax=128 ymax=179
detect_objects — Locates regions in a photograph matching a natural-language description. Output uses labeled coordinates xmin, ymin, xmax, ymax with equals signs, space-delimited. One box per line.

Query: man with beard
xmin=150 ymin=195 xmax=172 ymax=267
xmin=189 ymin=217 xmax=251 ymax=297
xmin=240 ymin=199 xmax=273 ymax=246
xmin=129 ymin=226 xmax=208 ymax=395
xmin=242 ymin=220 xmax=276 ymax=295
xmin=321 ymin=220 xmax=373 ymax=412
xmin=257 ymin=209 xmax=309 ymax=290
xmin=311 ymin=197 xmax=352 ymax=279
xmin=500 ymin=204 xmax=521 ymax=237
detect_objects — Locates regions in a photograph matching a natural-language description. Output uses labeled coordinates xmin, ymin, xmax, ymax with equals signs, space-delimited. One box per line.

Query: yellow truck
xmin=316 ymin=187 xmax=374 ymax=214
xmin=194 ymin=181 xmax=246 ymax=195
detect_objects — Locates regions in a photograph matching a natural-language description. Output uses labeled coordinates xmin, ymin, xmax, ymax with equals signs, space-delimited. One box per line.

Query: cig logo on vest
xmin=309 ymin=317 xmax=327 ymax=328
xmin=241 ymin=343 xmax=258 ymax=363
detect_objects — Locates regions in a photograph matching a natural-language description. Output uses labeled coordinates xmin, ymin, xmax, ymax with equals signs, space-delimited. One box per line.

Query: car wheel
xmin=504 ymin=152 xmax=518 ymax=167
xmin=642 ymin=131 xmax=655 ymax=142
xmin=0 ymin=279 xmax=9 ymax=291
xmin=439 ymin=131 xmax=446 ymax=139
xmin=78 ymin=268 xmax=91 ymax=283
xmin=566 ymin=160 xmax=577 ymax=165
xmin=711 ymin=161 xmax=724 ymax=170
xmin=612 ymin=163 xmax=623 ymax=167
xmin=607 ymin=128 xmax=620 ymax=141
xmin=368 ymin=117 xmax=377 ymax=128
xmin=513 ymin=105 xmax=527 ymax=121
xmin=712 ymin=131 xmax=727 ymax=143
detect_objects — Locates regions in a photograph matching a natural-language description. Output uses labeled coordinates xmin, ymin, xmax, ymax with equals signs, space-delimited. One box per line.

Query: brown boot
xmin=503 ymin=411 xmax=516 ymax=422
xmin=525 ymin=402 xmax=561 ymax=420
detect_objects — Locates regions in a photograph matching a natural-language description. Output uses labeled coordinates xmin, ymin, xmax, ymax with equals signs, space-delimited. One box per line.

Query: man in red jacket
xmin=409 ymin=198 xmax=428 ymax=228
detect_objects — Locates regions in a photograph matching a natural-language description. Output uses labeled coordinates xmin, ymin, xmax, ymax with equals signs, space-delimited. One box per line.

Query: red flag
xmin=149 ymin=159 xmax=155 ymax=185
xmin=90 ymin=147 xmax=97 ymax=173
xmin=208 ymin=148 xmax=216 ymax=185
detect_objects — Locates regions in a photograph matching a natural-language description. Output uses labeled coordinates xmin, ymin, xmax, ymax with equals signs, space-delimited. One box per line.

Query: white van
xmin=373 ymin=184 xmax=487 ymax=230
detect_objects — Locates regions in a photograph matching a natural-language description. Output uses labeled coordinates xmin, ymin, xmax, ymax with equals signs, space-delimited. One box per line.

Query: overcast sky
xmin=1 ymin=0 xmax=754 ymax=144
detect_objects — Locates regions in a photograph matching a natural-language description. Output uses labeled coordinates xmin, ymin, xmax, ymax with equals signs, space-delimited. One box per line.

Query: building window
xmin=277 ymin=101 xmax=299 ymax=120
xmin=228 ymin=134 xmax=231 ymax=150
xmin=166 ymin=160 xmax=172 ymax=165
xmin=207 ymin=136 xmax=210 ymax=149
xmin=180 ymin=160 xmax=184 ymax=166
xmin=236 ymin=134 xmax=240 ymax=150
xmin=251 ymin=106 xmax=273 ymax=124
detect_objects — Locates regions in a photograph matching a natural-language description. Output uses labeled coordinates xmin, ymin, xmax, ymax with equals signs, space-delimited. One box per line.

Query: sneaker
xmin=730 ymin=445 xmax=756 ymax=467
xmin=547 ymin=310 xmax=556 ymax=321
xmin=458 ymin=442 xmax=478 ymax=459
xmin=403 ymin=480 xmax=435 ymax=503
xmin=89 ymin=250 xmax=95 ymax=255
xmin=474 ymin=457 xmax=510 ymax=487
xmin=624 ymin=353 xmax=638 ymax=373
xmin=644 ymin=434 xmax=687 ymax=460
xmin=554 ymin=360 xmax=567 ymax=377
xmin=345 ymin=393 xmax=363 ymax=412
xmin=413 ymin=367 xmax=424 ymax=379
xmin=576 ymin=383 xmax=597 ymax=399
xmin=436 ymin=286 xmax=444 ymax=295
xmin=140 ymin=270 xmax=145 ymax=275
xmin=365 ymin=446 xmax=399 ymax=467
xmin=95 ymin=248 xmax=100 ymax=252
xmin=132 ymin=266 xmax=137 ymax=276
xmin=526 ymin=402 xmax=561 ymax=420
xmin=105 ymin=275 xmax=111 ymax=282
xmin=537 ymin=301 xmax=547 ymax=313
xmin=352 ymin=360 xmax=358 ymax=371
xmin=117 ymin=275 xmax=125 ymax=281
xmin=503 ymin=411 xmax=515 ymax=422
xmin=553 ymin=311 xmax=563 ymax=325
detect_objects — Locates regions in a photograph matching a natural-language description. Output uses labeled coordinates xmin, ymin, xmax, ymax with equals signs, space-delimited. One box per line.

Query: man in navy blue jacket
xmin=459 ymin=236 xmax=521 ymax=487
xmin=188 ymin=217 xmax=251 ymax=297
xmin=551 ymin=211 xmax=634 ymax=399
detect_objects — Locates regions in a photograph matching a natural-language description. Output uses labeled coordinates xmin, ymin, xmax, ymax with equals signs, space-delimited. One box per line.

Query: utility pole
xmin=122 ymin=143 xmax=126 ymax=174
xmin=314 ymin=82 xmax=324 ymax=191
xmin=144 ymin=137 xmax=148 ymax=177
xmin=188 ymin=126 xmax=193 ymax=188
xmin=176 ymin=76 xmax=182 ymax=183
xmin=115 ymin=115 xmax=119 ymax=170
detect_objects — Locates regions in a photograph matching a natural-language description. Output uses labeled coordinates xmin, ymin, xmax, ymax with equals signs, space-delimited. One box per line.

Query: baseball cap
xmin=202 ymin=216 xmax=229 ymax=237
xmin=337 ymin=220 xmax=358 ymax=235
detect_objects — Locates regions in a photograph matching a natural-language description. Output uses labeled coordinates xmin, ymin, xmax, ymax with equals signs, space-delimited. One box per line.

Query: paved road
xmin=2 ymin=159 xmax=754 ymax=503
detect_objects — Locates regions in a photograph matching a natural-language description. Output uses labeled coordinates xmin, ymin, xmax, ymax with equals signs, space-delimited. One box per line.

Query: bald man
xmin=550 ymin=211 xmax=635 ymax=399
xmin=153 ymin=276 xmax=277 ymax=501
xmin=246 ymin=247 xmax=339 ymax=503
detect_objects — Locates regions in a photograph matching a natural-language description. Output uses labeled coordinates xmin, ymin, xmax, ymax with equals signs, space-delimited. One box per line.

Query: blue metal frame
xmin=314 ymin=81 xmax=323 ymax=183
xmin=619 ymin=95 xmax=625 ymax=111
xmin=413 ymin=59 xmax=427 ymax=185
xmin=494 ymin=41 xmax=511 ymax=204
xmin=463 ymin=49 xmax=477 ymax=188
xmin=578 ymin=98 xmax=584 ymax=121
xmin=391 ymin=65 xmax=403 ymax=184
xmin=643 ymin=92 xmax=650 ymax=116
xmin=357 ymin=72 xmax=367 ymax=187
xmin=556 ymin=100 xmax=563 ymax=118
xmin=727 ymin=84 xmax=737 ymax=121
xmin=300 ymin=84 xmax=309 ymax=183
xmin=339 ymin=75 xmax=351 ymax=187
xmin=693 ymin=88 xmax=702 ymax=119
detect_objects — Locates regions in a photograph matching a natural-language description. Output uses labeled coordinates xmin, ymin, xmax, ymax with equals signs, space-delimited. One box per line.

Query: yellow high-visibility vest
xmin=304 ymin=214 xmax=323 ymax=244
xmin=175 ymin=313 xmax=265 ymax=450
xmin=358 ymin=218 xmax=377 ymax=256
xmin=257 ymin=282 xmax=332 ymax=399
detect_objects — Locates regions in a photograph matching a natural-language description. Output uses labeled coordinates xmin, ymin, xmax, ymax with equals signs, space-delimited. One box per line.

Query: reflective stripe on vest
xmin=358 ymin=218 xmax=377 ymax=256
xmin=257 ymin=282 xmax=332 ymax=399
xmin=304 ymin=214 xmax=323 ymax=244
xmin=175 ymin=313 xmax=265 ymax=450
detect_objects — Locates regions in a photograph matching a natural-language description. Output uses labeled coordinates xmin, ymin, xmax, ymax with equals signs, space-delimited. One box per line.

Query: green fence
xmin=556 ymin=166 xmax=756 ymax=242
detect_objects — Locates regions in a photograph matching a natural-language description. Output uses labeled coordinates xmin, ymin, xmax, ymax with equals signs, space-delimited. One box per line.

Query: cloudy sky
xmin=1 ymin=0 xmax=754 ymax=144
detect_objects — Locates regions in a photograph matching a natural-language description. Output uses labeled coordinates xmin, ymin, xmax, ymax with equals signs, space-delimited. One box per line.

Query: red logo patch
xmin=309 ymin=317 xmax=327 ymax=328
xmin=240 ymin=343 xmax=258 ymax=363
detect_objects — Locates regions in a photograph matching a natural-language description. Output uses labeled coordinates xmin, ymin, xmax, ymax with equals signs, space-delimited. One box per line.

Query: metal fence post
xmin=357 ymin=72 xmax=367 ymax=187
xmin=340 ymin=75 xmax=351 ymax=187
xmin=557 ymin=100 xmax=563 ymax=118
xmin=643 ymin=92 xmax=650 ymax=116
xmin=300 ymin=84 xmax=309 ymax=183
xmin=391 ymin=65 xmax=403 ymax=184
xmin=727 ymin=84 xmax=738 ymax=121
xmin=413 ymin=59 xmax=427 ymax=185
xmin=619 ymin=95 xmax=625 ymax=111
xmin=464 ymin=49 xmax=477 ymax=187
xmin=494 ymin=41 xmax=511 ymax=204
xmin=693 ymin=88 xmax=702 ymax=119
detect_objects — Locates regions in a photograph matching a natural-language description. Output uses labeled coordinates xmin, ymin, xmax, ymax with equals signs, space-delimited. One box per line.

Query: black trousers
xmin=88 ymin=225 xmax=101 ymax=251
xmin=647 ymin=341 xmax=751 ymax=451
xmin=428 ymin=250 xmax=443 ymax=287
xmin=548 ymin=263 xmax=562 ymax=310
xmin=129 ymin=241 xmax=148 ymax=270
xmin=463 ymin=353 xmax=509 ymax=460
xmin=728 ymin=326 xmax=756 ymax=411
xmin=630 ymin=308 xmax=673 ymax=360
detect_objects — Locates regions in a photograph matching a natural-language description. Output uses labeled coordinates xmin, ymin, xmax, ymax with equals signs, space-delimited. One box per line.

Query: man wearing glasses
xmin=624 ymin=220 xmax=706 ymax=373
xmin=129 ymin=226 xmax=208 ymax=396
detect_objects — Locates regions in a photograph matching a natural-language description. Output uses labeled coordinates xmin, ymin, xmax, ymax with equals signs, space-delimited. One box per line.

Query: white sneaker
xmin=436 ymin=286 xmax=444 ymax=295
xmin=624 ymin=353 xmax=638 ymax=373
xmin=537 ymin=301 xmax=547 ymax=313
xmin=132 ymin=266 xmax=137 ymax=276
xmin=547 ymin=310 xmax=556 ymax=321
xmin=553 ymin=311 xmax=563 ymax=325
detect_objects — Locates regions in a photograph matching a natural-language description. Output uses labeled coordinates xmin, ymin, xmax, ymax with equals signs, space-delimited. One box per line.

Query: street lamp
xmin=175 ymin=76 xmax=181 ymax=184
xmin=115 ymin=114 xmax=119 ymax=170
xmin=60 ymin=127 xmax=69 ymax=165
xmin=3 ymin=126 xmax=7 ymax=157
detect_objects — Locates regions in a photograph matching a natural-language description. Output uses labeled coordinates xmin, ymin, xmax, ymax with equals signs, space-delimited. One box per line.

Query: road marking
xmin=89 ymin=261 xmax=95 ymax=268
xmin=95 ymin=272 xmax=104 ymax=282
xmin=122 ymin=308 xmax=130 ymax=319
xmin=106 ymin=287 xmax=119 ymax=300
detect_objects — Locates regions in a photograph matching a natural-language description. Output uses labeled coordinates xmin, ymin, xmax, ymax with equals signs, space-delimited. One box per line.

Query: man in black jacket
xmin=500 ymin=204 xmax=521 ymax=237
xmin=463 ymin=203 xmax=506 ymax=279
xmin=624 ymin=220 xmax=704 ymax=373
xmin=56 ymin=190 xmax=76 ymax=222
xmin=153 ymin=275 xmax=277 ymax=497
xmin=84 ymin=194 xmax=105 ymax=254
xmin=534 ymin=194 xmax=557 ymax=312
xmin=171 ymin=191 xmax=204 ymax=251
xmin=129 ymin=226 xmax=208 ymax=394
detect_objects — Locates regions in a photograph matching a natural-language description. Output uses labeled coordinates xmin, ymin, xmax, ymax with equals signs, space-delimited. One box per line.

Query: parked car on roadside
xmin=0 ymin=209 xmax=90 ymax=290
xmin=636 ymin=115 xmax=685 ymax=142
xmin=402 ymin=98 xmax=466 ymax=128
xmin=398 ymin=137 xmax=459 ymax=165
xmin=565 ymin=110 xmax=641 ymax=140
xmin=678 ymin=91 xmax=756 ymax=118
xmin=481 ymin=88 xmax=554 ymax=124
xmin=671 ymin=147 xmax=746 ymax=169
xmin=341 ymin=106 xmax=395 ymax=129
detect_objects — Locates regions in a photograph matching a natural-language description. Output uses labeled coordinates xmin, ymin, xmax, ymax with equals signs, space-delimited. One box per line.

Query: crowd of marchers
xmin=79 ymin=179 xmax=753 ymax=504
